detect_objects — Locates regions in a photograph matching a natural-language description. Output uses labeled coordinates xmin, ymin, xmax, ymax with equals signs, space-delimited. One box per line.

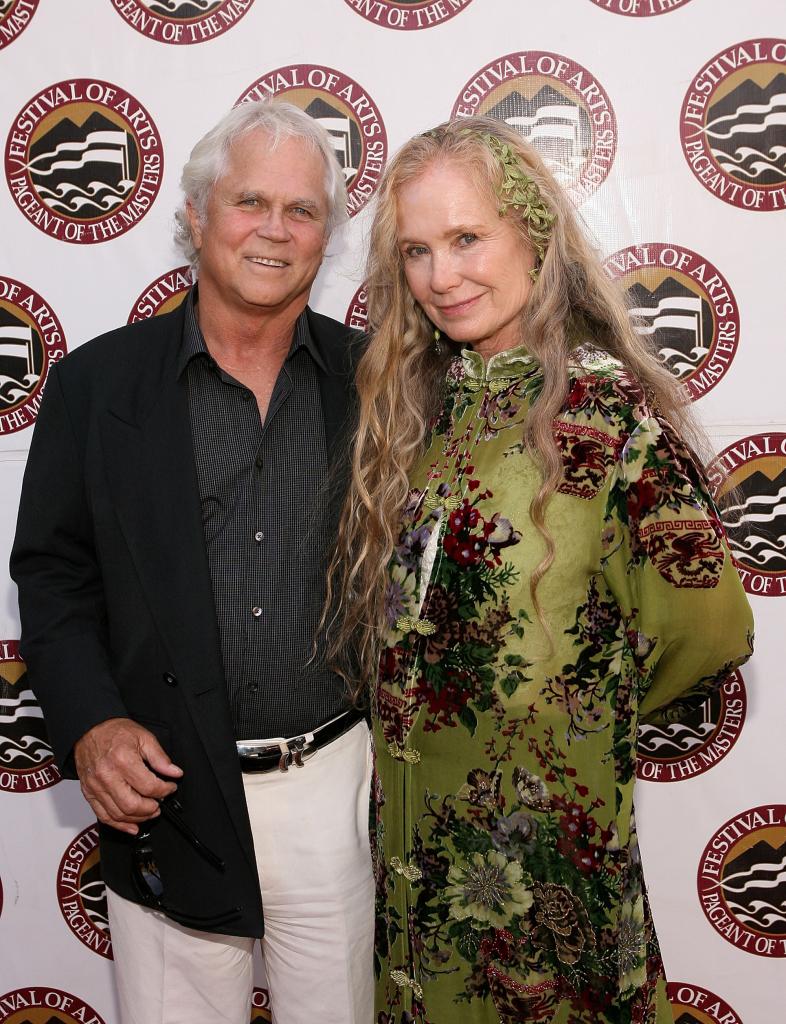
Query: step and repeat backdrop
xmin=0 ymin=1 xmax=784 ymax=1022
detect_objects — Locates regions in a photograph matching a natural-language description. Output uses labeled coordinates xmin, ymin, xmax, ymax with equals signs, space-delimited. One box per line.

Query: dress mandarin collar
xmin=454 ymin=344 xmax=538 ymax=385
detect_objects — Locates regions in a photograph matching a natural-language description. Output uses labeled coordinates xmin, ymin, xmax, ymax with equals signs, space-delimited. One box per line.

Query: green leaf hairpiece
xmin=478 ymin=132 xmax=555 ymax=283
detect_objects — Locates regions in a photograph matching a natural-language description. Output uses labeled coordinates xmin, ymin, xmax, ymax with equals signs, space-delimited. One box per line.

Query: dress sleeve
xmin=599 ymin=401 xmax=754 ymax=725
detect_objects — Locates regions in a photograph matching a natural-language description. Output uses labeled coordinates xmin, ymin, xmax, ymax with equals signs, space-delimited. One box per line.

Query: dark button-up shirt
xmin=179 ymin=291 xmax=347 ymax=740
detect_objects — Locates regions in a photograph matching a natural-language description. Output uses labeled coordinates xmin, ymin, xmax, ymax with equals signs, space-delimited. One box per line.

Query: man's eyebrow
xmin=234 ymin=191 xmax=321 ymax=210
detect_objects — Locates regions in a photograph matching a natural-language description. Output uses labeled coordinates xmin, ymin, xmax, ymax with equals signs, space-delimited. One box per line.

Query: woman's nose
xmin=429 ymin=253 xmax=460 ymax=293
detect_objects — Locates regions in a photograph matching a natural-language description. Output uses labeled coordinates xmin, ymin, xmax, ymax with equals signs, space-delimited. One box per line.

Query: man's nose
xmin=256 ymin=207 xmax=290 ymax=241
xmin=429 ymin=253 xmax=460 ymax=293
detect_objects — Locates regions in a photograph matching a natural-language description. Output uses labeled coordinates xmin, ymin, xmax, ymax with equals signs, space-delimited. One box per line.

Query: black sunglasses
xmin=131 ymin=795 xmax=242 ymax=928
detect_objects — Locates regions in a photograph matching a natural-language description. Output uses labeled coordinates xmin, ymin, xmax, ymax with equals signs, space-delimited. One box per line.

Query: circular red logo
xmin=681 ymin=39 xmax=786 ymax=211
xmin=697 ymin=805 xmax=786 ymax=957
xmin=637 ymin=670 xmax=746 ymax=782
xmin=0 ymin=276 xmax=67 ymax=436
xmin=451 ymin=51 xmax=617 ymax=204
xmin=0 ymin=639 xmax=60 ymax=792
xmin=667 ymin=982 xmax=744 ymax=1024
xmin=589 ymin=0 xmax=693 ymax=14
xmin=5 ymin=79 xmax=164 ymax=243
xmin=110 ymin=0 xmax=254 ymax=44
xmin=56 ymin=824 xmax=112 ymax=959
xmin=250 ymin=988 xmax=271 ymax=1022
xmin=0 ymin=988 xmax=107 ymax=1023
xmin=128 ymin=265 xmax=194 ymax=323
xmin=708 ymin=433 xmax=786 ymax=598
xmin=603 ymin=243 xmax=740 ymax=402
xmin=343 ymin=0 xmax=474 ymax=30
xmin=344 ymin=283 xmax=368 ymax=331
xmin=237 ymin=65 xmax=387 ymax=218
xmin=0 ymin=0 xmax=40 ymax=48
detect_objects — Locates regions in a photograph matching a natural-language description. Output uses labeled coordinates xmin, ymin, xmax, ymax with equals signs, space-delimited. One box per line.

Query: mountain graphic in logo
xmin=674 ymin=1013 xmax=703 ymax=1024
xmin=28 ymin=111 xmax=138 ymax=221
xmin=625 ymin=277 xmax=712 ymax=380
xmin=722 ymin=468 xmax=786 ymax=575
xmin=13 ymin=1017 xmax=67 ymax=1024
xmin=720 ymin=837 xmax=786 ymax=936
xmin=705 ymin=72 xmax=786 ymax=187
xmin=486 ymin=85 xmax=591 ymax=183
xmin=304 ymin=96 xmax=363 ymax=187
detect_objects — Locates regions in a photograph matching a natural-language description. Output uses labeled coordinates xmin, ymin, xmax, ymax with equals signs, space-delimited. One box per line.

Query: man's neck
xmin=195 ymin=291 xmax=308 ymax=371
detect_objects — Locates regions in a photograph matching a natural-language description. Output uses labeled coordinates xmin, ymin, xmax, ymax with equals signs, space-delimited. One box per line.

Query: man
xmin=10 ymin=102 xmax=371 ymax=1023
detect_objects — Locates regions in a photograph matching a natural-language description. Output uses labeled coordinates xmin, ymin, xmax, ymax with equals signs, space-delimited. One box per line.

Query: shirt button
xmin=252 ymin=606 xmax=262 ymax=618
xmin=255 ymin=454 xmax=263 ymax=469
xmin=254 ymin=531 xmax=264 ymax=542
xmin=242 ymin=392 xmax=252 ymax=402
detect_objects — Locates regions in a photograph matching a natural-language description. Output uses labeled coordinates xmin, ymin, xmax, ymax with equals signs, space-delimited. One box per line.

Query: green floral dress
xmin=372 ymin=346 xmax=754 ymax=1024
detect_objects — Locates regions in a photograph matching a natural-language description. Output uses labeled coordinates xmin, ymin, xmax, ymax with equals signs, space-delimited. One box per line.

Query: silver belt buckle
xmin=236 ymin=735 xmax=316 ymax=773
xmin=285 ymin=736 xmax=316 ymax=770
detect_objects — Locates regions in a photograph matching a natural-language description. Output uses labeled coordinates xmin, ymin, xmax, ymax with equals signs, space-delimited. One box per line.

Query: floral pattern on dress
xmin=373 ymin=348 xmax=753 ymax=1024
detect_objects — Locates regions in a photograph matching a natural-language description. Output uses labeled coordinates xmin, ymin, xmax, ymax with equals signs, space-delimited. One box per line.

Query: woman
xmin=329 ymin=117 xmax=754 ymax=1023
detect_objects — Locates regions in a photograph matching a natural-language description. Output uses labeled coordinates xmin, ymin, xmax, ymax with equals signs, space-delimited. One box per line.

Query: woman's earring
xmin=433 ymin=327 xmax=444 ymax=355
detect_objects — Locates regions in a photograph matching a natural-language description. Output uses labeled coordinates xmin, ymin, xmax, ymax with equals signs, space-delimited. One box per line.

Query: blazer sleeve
xmin=9 ymin=363 xmax=128 ymax=776
xmin=600 ymin=407 xmax=754 ymax=725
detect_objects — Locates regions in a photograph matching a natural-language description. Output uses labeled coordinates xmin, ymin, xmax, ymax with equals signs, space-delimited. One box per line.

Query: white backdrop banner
xmin=0 ymin=1 xmax=783 ymax=1022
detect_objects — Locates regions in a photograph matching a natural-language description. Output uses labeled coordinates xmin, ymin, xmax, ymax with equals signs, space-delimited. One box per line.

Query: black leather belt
xmin=236 ymin=707 xmax=365 ymax=774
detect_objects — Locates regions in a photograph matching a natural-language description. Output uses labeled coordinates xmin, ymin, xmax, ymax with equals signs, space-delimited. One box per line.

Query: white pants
xmin=106 ymin=721 xmax=375 ymax=1024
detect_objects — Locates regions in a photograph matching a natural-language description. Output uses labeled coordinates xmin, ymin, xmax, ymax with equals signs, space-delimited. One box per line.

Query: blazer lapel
xmin=99 ymin=316 xmax=256 ymax=867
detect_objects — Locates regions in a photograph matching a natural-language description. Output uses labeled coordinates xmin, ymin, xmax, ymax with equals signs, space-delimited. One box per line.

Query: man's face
xmin=187 ymin=130 xmax=330 ymax=321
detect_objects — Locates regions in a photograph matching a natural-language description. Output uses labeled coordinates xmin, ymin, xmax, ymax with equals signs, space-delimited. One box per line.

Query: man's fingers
xmin=82 ymin=789 xmax=157 ymax=835
xmin=74 ymin=718 xmax=183 ymax=833
xmin=138 ymin=732 xmax=183 ymax=781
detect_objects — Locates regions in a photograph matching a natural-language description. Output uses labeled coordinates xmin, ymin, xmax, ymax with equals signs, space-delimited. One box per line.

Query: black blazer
xmin=10 ymin=300 xmax=361 ymax=936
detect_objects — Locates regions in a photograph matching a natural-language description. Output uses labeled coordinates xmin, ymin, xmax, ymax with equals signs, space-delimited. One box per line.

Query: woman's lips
xmin=434 ymin=295 xmax=483 ymax=316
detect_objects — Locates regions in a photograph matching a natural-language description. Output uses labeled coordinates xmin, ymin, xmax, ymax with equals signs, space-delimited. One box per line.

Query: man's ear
xmin=185 ymin=198 xmax=203 ymax=251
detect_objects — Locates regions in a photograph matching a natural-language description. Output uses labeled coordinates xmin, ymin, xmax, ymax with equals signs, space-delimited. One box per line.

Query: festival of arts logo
xmin=708 ymin=433 xmax=786 ymax=598
xmin=0 ymin=0 xmax=39 ymax=49
xmin=128 ymin=266 xmax=194 ymax=323
xmin=250 ymin=988 xmax=271 ymax=1023
xmin=342 ymin=0 xmax=473 ymax=31
xmin=666 ymin=982 xmax=744 ymax=1024
xmin=589 ymin=0 xmax=693 ymax=15
xmin=0 ymin=277 xmax=66 ymax=436
xmin=602 ymin=243 xmax=740 ymax=402
xmin=345 ymin=283 xmax=368 ymax=331
xmin=697 ymin=805 xmax=786 ymax=957
xmin=451 ymin=51 xmax=617 ymax=204
xmin=681 ymin=39 xmax=786 ymax=211
xmin=0 ymin=639 xmax=60 ymax=793
xmin=56 ymin=824 xmax=112 ymax=960
xmin=5 ymin=79 xmax=164 ymax=243
xmin=0 ymin=988 xmax=107 ymax=1024
xmin=636 ymin=670 xmax=746 ymax=782
xmin=110 ymin=0 xmax=253 ymax=44
xmin=237 ymin=66 xmax=387 ymax=218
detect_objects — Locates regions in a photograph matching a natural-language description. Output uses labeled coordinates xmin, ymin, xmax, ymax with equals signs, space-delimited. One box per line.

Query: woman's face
xmin=395 ymin=159 xmax=536 ymax=360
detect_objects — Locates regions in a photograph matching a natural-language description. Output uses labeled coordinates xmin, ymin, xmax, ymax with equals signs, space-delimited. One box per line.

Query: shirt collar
xmin=176 ymin=287 xmax=326 ymax=379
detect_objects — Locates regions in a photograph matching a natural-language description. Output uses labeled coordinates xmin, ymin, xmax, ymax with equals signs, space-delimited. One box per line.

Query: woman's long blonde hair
xmin=328 ymin=116 xmax=697 ymax=698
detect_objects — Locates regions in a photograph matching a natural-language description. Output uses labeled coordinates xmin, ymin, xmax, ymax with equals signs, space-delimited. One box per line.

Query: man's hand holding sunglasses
xmin=73 ymin=717 xmax=184 ymax=835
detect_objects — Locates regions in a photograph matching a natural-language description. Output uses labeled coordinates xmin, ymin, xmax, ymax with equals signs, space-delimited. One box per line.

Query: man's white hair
xmin=174 ymin=100 xmax=348 ymax=265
